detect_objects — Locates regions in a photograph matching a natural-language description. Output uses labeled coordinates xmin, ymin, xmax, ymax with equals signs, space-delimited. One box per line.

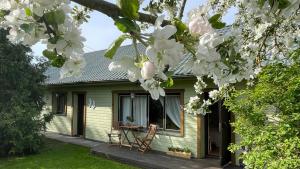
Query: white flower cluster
xmin=0 ymin=0 xmax=86 ymax=78
xmin=188 ymin=5 xmax=213 ymax=36
xmin=185 ymin=96 xmax=212 ymax=116
xmin=193 ymin=76 xmax=207 ymax=94
xmin=146 ymin=15 xmax=185 ymax=69
xmin=109 ymin=15 xmax=184 ymax=100
xmin=184 ymin=0 xmax=299 ymax=115
xmin=231 ymin=0 xmax=300 ymax=64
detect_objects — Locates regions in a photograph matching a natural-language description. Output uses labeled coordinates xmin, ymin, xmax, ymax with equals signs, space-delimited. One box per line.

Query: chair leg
xmin=118 ymin=134 xmax=121 ymax=146
xmin=108 ymin=134 xmax=112 ymax=144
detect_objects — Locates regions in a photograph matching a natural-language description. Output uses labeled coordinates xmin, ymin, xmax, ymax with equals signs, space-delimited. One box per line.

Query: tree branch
xmin=177 ymin=0 xmax=188 ymax=19
xmin=71 ymin=0 xmax=170 ymax=25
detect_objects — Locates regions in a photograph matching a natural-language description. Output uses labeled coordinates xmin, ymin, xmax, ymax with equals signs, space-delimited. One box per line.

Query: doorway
xmin=204 ymin=92 xmax=232 ymax=166
xmin=72 ymin=93 xmax=85 ymax=137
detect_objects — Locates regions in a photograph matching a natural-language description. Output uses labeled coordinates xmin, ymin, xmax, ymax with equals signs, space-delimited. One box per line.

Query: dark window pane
xmin=149 ymin=97 xmax=164 ymax=128
xmin=57 ymin=94 xmax=65 ymax=113
xmin=53 ymin=93 xmax=67 ymax=114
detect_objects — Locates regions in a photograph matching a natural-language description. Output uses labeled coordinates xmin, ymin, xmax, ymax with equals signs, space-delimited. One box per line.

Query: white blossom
xmin=108 ymin=57 xmax=141 ymax=82
xmin=140 ymin=79 xmax=165 ymax=100
xmin=188 ymin=5 xmax=213 ymax=36
xmin=141 ymin=61 xmax=156 ymax=80
xmin=208 ymin=90 xmax=219 ymax=100
xmin=60 ymin=55 xmax=86 ymax=78
xmin=146 ymin=21 xmax=184 ymax=68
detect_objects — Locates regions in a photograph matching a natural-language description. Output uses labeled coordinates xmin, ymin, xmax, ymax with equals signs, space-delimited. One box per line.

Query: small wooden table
xmin=119 ymin=124 xmax=143 ymax=149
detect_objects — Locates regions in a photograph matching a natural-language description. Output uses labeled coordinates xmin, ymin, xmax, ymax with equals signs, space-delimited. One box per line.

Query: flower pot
xmin=167 ymin=151 xmax=192 ymax=159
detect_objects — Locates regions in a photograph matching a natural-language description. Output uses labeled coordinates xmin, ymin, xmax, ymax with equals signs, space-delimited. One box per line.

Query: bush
xmin=0 ymin=29 xmax=52 ymax=156
xmin=225 ymin=61 xmax=300 ymax=168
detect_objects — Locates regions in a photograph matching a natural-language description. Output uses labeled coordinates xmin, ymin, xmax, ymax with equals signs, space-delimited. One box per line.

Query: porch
xmin=45 ymin=132 xmax=239 ymax=169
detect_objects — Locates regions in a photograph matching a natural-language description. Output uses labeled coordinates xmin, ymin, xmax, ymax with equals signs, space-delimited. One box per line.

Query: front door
xmin=220 ymin=103 xmax=231 ymax=166
xmin=77 ymin=94 xmax=85 ymax=136
xmin=205 ymin=101 xmax=221 ymax=157
xmin=204 ymin=92 xmax=232 ymax=166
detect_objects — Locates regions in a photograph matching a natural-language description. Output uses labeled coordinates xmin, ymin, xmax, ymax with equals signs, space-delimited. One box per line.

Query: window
xmin=52 ymin=92 xmax=67 ymax=115
xmin=118 ymin=93 xmax=182 ymax=132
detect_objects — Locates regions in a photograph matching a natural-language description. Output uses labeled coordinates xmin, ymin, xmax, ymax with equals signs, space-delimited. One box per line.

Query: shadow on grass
xmin=0 ymin=139 xmax=138 ymax=169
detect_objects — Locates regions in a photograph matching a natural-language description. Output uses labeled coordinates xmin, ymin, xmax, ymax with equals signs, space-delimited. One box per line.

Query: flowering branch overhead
xmin=71 ymin=0 xmax=170 ymax=25
xmin=0 ymin=0 xmax=299 ymax=115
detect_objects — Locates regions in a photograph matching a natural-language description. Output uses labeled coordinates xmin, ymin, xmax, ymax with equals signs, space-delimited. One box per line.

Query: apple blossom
xmin=188 ymin=6 xmax=213 ymax=36
xmin=140 ymin=78 xmax=165 ymax=100
xmin=141 ymin=61 xmax=156 ymax=80
xmin=60 ymin=55 xmax=86 ymax=78
xmin=108 ymin=57 xmax=141 ymax=82
xmin=208 ymin=90 xmax=219 ymax=100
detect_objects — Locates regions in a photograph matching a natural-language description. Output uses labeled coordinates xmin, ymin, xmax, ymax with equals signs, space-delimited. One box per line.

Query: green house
xmin=43 ymin=44 xmax=239 ymax=166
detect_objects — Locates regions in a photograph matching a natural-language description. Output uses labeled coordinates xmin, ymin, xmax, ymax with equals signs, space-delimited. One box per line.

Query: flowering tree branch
xmin=70 ymin=0 xmax=170 ymax=25
xmin=177 ymin=0 xmax=188 ymax=19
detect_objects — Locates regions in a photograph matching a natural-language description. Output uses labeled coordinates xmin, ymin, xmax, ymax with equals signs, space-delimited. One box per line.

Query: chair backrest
xmin=145 ymin=124 xmax=157 ymax=140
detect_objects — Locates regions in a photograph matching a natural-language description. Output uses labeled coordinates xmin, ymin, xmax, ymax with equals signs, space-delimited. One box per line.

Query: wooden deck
xmin=45 ymin=132 xmax=240 ymax=169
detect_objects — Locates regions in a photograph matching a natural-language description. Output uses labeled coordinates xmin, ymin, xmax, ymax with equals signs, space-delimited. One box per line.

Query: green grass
xmin=0 ymin=139 xmax=138 ymax=169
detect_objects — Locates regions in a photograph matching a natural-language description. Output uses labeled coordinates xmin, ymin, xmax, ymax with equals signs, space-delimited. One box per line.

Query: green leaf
xmin=268 ymin=0 xmax=275 ymax=6
xmin=208 ymin=14 xmax=226 ymax=29
xmin=44 ymin=10 xmax=65 ymax=25
xmin=20 ymin=24 xmax=34 ymax=33
xmin=118 ymin=0 xmax=140 ymax=19
xmin=258 ymin=0 xmax=266 ymax=8
xmin=173 ymin=19 xmax=187 ymax=35
xmin=278 ymin=0 xmax=291 ymax=9
xmin=51 ymin=56 xmax=66 ymax=67
xmin=25 ymin=8 xmax=32 ymax=16
xmin=208 ymin=14 xmax=222 ymax=23
xmin=104 ymin=35 xmax=129 ymax=59
xmin=43 ymin=50 xmax=66 ymax=67
xmin=114 ymin=18 xmax=139 ymax=33
xmin=160 ymin=77 xmax=174 ymax=88
xmin=211 ymin=22 xmax=226 ymax=29
xmin=48 ymin=36 xmax=61 ymax=44
xmin=43 ymin=50 xmax=57 ymax=60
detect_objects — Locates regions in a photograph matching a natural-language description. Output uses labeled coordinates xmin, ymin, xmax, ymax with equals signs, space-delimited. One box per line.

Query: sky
xmin=31 ymin=0 xmax=236 ymax=57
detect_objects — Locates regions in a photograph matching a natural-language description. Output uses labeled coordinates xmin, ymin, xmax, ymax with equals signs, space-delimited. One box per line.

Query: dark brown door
xmin=205 ymin=102 xmax=221 ymax=157
xmin=204 ymin=92 xmax=232 ymax=166
xmin=77 ymin=94 xmax=85 ymax=136
xmin=220 ymin=103 xmax=231 ymax=166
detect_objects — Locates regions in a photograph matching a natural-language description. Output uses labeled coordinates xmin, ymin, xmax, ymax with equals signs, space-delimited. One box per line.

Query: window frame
xmin=113 ymin=89 xmax=184 ymax=136
xmin=52 ymin=92 xmax=68 ymax=116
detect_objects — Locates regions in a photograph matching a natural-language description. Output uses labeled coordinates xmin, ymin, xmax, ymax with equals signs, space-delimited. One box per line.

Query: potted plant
xmin=167 ymin=146 xmax=192 ymax=159
xmin=126 ymin=116 xmax=134 ymax=125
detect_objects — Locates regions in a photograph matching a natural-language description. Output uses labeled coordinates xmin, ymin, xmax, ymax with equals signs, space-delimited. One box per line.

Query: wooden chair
xmin=107 ymin=121 xmax=122 ymax=145
xmin=136 ymin=124 xmax=157 ymax=153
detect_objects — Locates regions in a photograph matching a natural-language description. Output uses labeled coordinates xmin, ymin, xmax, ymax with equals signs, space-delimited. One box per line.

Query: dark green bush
xmin=0 ymin=29 xmax=52 ymax=156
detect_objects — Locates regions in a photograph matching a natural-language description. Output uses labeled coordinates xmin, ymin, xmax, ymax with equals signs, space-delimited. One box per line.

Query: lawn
xmin=0 ymin=139 xmax=138 ymax=169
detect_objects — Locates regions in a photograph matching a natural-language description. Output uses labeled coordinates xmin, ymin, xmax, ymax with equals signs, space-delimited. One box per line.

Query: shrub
xmin=0 ymin=29 xmax=52 ymax=156
xmin=225 ymin=61 xmax=300 ymax=168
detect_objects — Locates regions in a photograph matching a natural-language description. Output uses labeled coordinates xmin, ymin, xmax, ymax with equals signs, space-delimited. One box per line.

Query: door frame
xmin=202 ymin=91 xmax=232 ymax=166
xmin=71 ymin=92 xmax=87 ymax=138
xmin=204 ymin=101 xmax=222 ymax=158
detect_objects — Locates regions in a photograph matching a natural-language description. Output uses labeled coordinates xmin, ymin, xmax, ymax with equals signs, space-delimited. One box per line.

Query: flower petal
xmin=159 ymin=25 xmax=177 ymax=39
xmin=155 ymin=15 xmax=165 ymax=27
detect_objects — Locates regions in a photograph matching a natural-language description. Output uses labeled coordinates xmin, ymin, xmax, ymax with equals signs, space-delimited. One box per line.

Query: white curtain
xmin=133 ymin=96 xmax=147 ymax=127
xmin=121 ymin=96 xmax=131 ymax=122
xmin=165 ymin=95 xmax=181 ymax=128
